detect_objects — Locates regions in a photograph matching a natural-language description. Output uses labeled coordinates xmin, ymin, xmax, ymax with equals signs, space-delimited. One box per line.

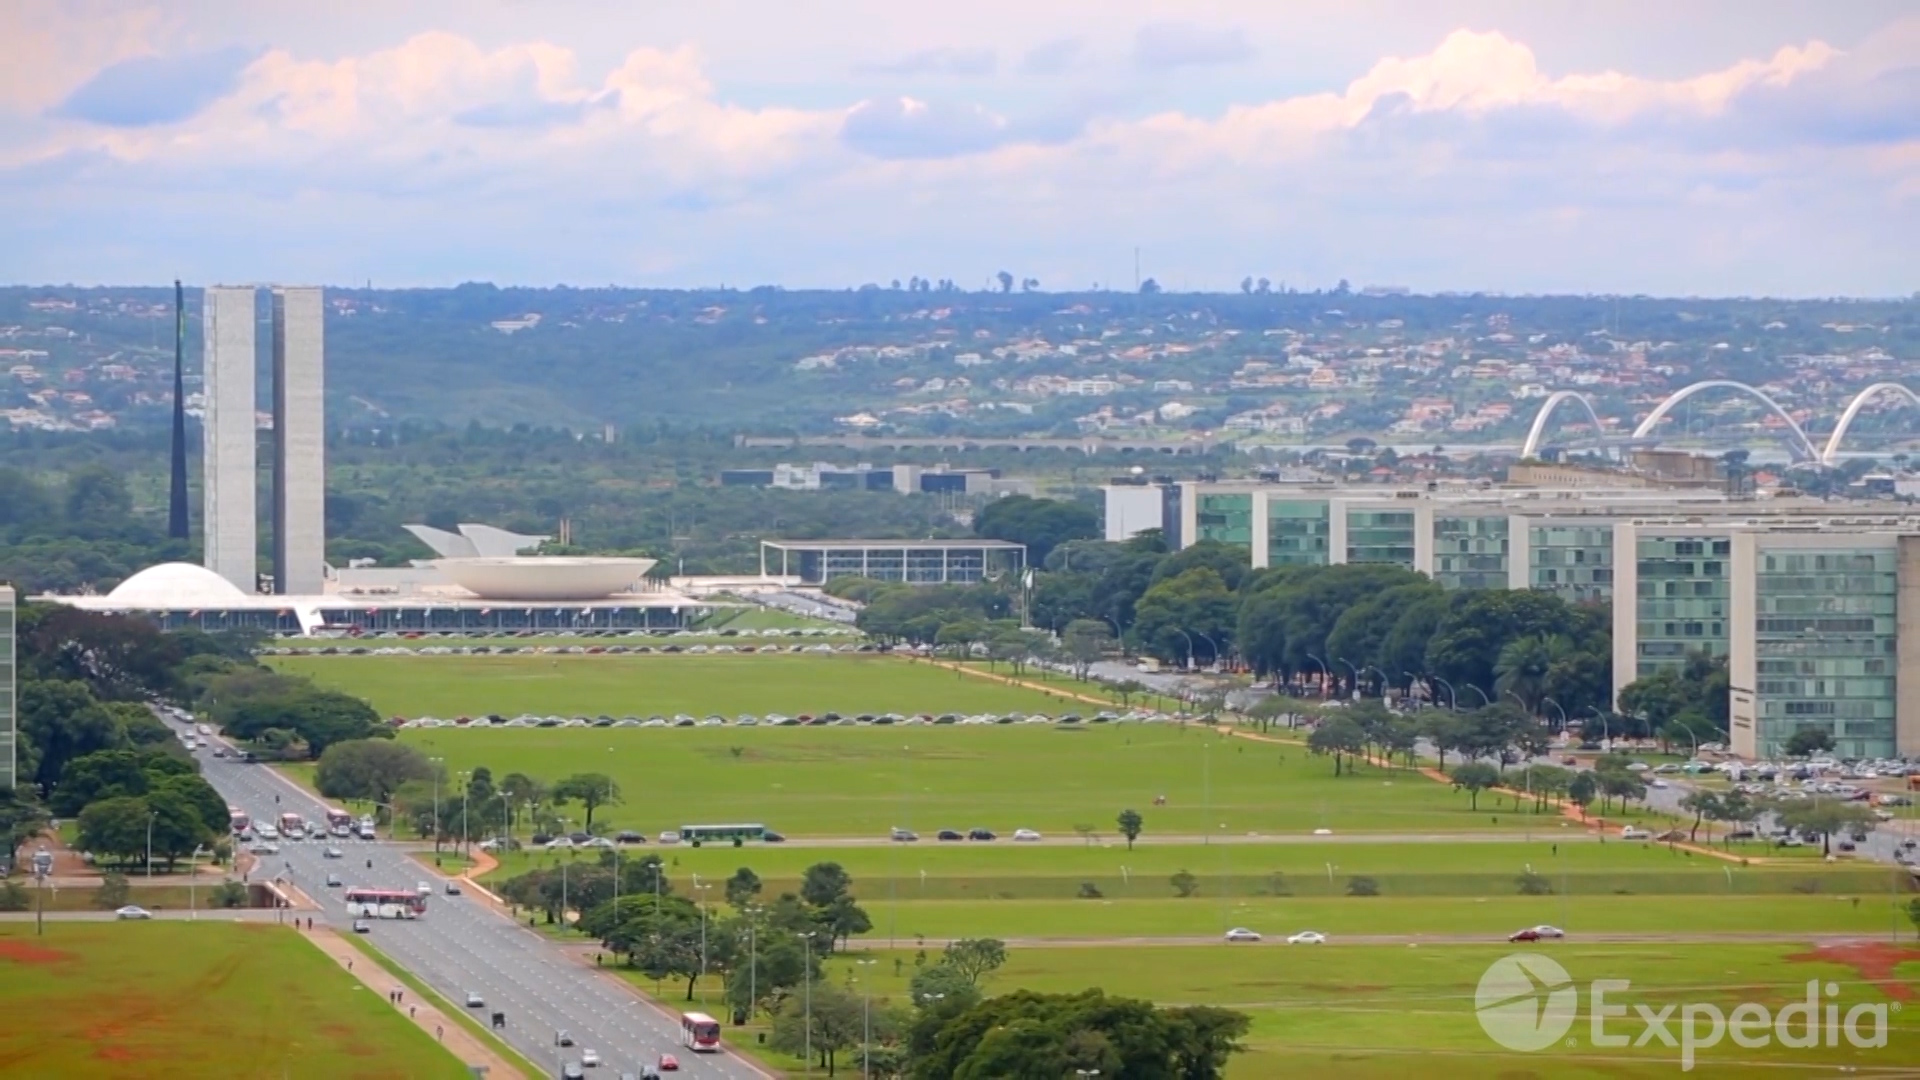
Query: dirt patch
xmin=1785 ymin=941 xmax=1920 ymax=1001
xmin=93 ymin=1045 xmax=136 ymax=1062
xmin=0 ymin=939 xmax=75 ymax=966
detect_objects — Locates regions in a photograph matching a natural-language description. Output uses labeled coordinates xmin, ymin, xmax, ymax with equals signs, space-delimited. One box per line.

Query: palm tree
xmin=1494 ymin=636 xmax=1554 ymax=713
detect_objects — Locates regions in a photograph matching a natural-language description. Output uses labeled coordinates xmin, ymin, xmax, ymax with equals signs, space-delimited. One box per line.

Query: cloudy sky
xmin=3 ymin=1 xmax=1916 ymax=295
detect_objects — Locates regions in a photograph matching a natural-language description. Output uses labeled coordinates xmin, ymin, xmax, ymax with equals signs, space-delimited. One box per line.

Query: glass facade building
xmin=1751 ymin=547 xmax=1897 ymax=759
xmin=1433 ymin=516 xmax=1509 ymax=590
xmin=1345 ymin=510 xmax=1417 ymax=568
xmin=1529 ymin=525 xmax=1614 ymax=603
xmin=1267 ymin=500 xmax=1331 ymax=567
xmin=1634 ymin=535 xmax=1730 ymax=679
xmin=1196 ymin=494 xmax=1253 ymax=547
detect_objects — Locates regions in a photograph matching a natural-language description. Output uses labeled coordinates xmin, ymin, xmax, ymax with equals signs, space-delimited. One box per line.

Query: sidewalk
xmin=912 ymin=656 xmax=1116 ymax=707
xmin=300 ymin=925 xmax=525 ymax=1079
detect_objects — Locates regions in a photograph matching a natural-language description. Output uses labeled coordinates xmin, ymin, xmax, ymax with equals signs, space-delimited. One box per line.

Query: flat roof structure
xmin=759 ymin=539 xmax=1024 ymax=586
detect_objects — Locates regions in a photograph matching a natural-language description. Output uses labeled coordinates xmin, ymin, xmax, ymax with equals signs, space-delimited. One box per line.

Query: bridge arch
xmin=1630 ymin=380 xmax=1820 ymax=463
xmin=1821 ymin=383 xmax=1920 ymax=465
xmin=1520 ymin=391 xmax=1608 ymax=459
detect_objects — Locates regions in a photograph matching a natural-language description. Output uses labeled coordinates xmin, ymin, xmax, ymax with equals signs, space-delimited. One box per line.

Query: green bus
xmin=678 ymin=823 xmax=768 ymax=844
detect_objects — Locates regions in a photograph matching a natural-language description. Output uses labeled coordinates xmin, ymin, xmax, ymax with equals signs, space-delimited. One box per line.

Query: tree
xmin=1906 ymin=898 xmax=1920 ymax=942
xmin=996 ymin=270 xmax=1014 ymax=294
xmin=51 ymin=748 xmax=152 ymax=816
xmin=1784 ymin=725 xmax=1836 ymax=758
xmin=1680 ymin=790 xmax=1720 ymax=843
xmin=770 ymin=981 xmax=865 ymax=1076
xmin=1116 ymin=809 xmax=1143 ymax=850
xmin=1170 ymin=870 xmax=1199 ymax=897
xmin=1306 ymin=716 xmax=1365 ymax=776
xmin=77 ymin=796 xmax=150 ymax=866
xmin=821 ymin=894 xmax=873 ymax=951
xmin=145 ymin=786 xmax=214 ymax=870
xmin=95 ymin=871 xmax=131 ymax=909
xmin=1132 ymin=568 xmax=1236 ymax=665
xmin=941 ymin=938 xmax=1007 ymax=985
xmin=551 ymin=773 xmax=623 ymax=832
xmin=315 ymin=739 xmax=437 ymax=807
xmin=1061 ymin=620 xmax=1114 ymax=678
xmin=1768 ymin=798 xmax=1877 ymax=857
xmin=1449 ymin=763 xmax=1501 ymax=811
xmin=910 ymin=962 xmax=983 ymax=1012
xmin=1567 ymin=771 xmax=1597 ymax=818
xmin=725 ymin=867 xmax=763 ymax=910
xmin=974 ymin=496 xmax=1098 ymax=565
xmin=1139 ymin=277 xmax=1161 ymax=294
xmin=801 ymin=862 xmax=854 ymax=908
xmin=1492 ymin=636 xmax=1554 ymax=712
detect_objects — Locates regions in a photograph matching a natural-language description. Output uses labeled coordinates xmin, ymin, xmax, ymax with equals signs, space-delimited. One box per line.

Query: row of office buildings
xmin=1107 ymin=478 xmax=1920 ymax=761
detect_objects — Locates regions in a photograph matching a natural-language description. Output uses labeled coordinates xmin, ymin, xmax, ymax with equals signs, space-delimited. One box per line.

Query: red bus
xmin=680 ymin=1012 xmax=721 ymax=1052
xmin=344 ymin=888 xmax=427 ymax=919
xmin=229 ymin=807 xmax=251 ymax=836
xmin=324 ymin=808 xmax=354 ymax=834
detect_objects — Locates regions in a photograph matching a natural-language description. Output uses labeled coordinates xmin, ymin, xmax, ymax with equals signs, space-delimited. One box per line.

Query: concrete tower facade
xmin=202 ymin=286 xmax=258 ymax=592
xmin=272 ymin=287 xmax=326 ymax=595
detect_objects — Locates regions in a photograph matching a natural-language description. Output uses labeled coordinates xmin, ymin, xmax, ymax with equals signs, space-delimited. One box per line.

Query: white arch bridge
xmin=1519 ymin=381 xmax=1920 ymax=466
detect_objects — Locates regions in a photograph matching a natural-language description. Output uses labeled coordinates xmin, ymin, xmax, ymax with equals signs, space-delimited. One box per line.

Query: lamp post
xmin=145 ymin=810 xmax=158 ymax=878
xmin=188 ymin=844 xmax=208 ymax=919
xmin=1304 ymin=653 xmax=1327 ymax=698
xmin=1540 ymin=697 xmax=1569 ymax=733
xmin=855 ymin=957 xmax=877 ymax=1079
xmin=693 ymin=879 xmax=712 ymax=1000
xmin=1335 ymin=657 xmax=1359 ymax=700
xmin=429 ymin=757 xmax=444 ymax=854
xmin=1174 ymin=628 xmax=1196 ymax=670
xmin=745 ymin=905 xmax=763 ymax=1024
xmin=1193 ymin=630 xmax=1219 ymax=669
xmin=800 ymin=931 xmax=819 ymax=1075
xmin=459 ymin=771 xmax=471 ymax=857
xmin=1462 ymin=683 xmax=1491 ymax=708
xmin=1401 ymin=671 xmax=1422 ymax=708
xmin=1586 ymin=707 xmax=1610 ymax=751
xmin=1431 ymin=675 xmax=1458 ymax=711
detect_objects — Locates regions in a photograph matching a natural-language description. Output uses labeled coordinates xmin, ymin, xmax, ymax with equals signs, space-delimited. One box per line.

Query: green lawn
xmin=271 ymin=653 xmax=1084 ymax=718
xmin=271 ymin=629 xmax=852 ymax=651
xmin=0 ymin=922 xmax=470 ymax=1079
xmin=484 ymin=837 xmax=1881 ymax=901
xmin=391 ymin=723 xmax=1568 ymax=838
xmin=818 ymin=943 xmax=1920 ymax=1077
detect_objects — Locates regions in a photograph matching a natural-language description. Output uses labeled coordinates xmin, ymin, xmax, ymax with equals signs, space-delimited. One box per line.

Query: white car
xmin=1531 ymin=925 xmax=1566 ymax=939
xmin=580 ymin=1049 xmax=602 ymax=1068
xmin=544 ymin=837 xmax=576 ymax=850
xmin=1286 ymin=931 xmax=1326 ymax=945
xmin=1621 ymin=826 xmax=1652 ymax=840
xmin=658 ymin=830 xmax=682 ymax=844
xmin=1224 ymin=928 xmax=1262 ymax=942
xmin=1013 ymin=828 xmax=1042 ymax=842
xmin=115 ymin=905 xmax=153 ymax=920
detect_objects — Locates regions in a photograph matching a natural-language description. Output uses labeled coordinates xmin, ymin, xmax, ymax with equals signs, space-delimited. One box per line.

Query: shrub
xmin=1346 ymin=876 xmax=1380 ymax=897
xmin=1077 ymin=882 xmax=1103 ymax=899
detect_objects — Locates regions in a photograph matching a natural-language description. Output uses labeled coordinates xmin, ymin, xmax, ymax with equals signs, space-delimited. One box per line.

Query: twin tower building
xmin=200 ymin=286 xmax=325 ymax=596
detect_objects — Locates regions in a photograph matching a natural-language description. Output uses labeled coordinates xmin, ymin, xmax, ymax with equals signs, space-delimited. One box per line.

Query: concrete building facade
xmin=1115 ymin=481 xmax=1920 ymax=760
xmin=201 ymin=286 xmax=258 ymax=592
xmin=272 ymin=287 xmax=326 ymax=595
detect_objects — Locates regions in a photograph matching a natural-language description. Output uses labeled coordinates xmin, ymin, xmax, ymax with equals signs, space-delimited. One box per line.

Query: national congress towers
xmin=196 ymin=286 xmax=326 ymax=595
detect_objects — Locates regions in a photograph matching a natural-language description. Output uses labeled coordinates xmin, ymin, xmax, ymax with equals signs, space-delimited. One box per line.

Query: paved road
xmin=0 ymin=909 xmax=283 ymax=923
xmin=170 ymin=716 xmax=765 ymax=1080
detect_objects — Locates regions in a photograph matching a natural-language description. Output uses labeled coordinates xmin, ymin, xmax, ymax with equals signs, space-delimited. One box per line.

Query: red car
xmin=1508 ymin=929 xmax=1543 ymax=943
xmin=658 ymin=1054 xmax=679 ymax=1072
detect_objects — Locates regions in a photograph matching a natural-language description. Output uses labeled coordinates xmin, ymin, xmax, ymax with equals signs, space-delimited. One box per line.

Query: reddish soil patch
xmin=93 ymin=1045 xmax=136 ymax=1061
xmin=1785 ymin=941 xmax=1920 ymax=1001
xmin=0 ymin=939 xmax=74 ymax=966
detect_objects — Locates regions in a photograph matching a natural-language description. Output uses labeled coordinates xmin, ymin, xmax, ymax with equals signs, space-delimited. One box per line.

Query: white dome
xmin=430 ymin=557 xmax=656 ymax=600
xmin=107 ymin=562 xmax=251 ymax=606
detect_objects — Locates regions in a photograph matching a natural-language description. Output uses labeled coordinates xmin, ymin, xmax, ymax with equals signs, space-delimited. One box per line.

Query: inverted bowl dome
xmin=429 ymin=557 xmax=656 ymax=600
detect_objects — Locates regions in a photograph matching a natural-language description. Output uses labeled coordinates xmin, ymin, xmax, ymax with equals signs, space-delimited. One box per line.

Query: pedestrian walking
xmin=347 ymin=960 xmax=353 ymax=972
xmin=410 ymin=1006 xmax=416 ymax=1018
xmin=436 ymin=1025 xmax=443 ymax=1042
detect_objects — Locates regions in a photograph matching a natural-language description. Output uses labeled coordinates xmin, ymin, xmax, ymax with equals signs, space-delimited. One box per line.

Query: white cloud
xmin=0 ymin=12 xmax=1915 ymax=295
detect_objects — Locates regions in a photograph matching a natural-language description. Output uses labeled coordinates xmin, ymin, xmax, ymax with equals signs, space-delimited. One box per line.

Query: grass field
xmin=815 ymin=943 xmax=1920 ymax=1077
xmin=0 ymin=922 xmax=469 ymax=1078
xmin=391 ymin=723 xmax=1571 ymax=837
xmin=272 ymin=653 xmax=1092 ymax=717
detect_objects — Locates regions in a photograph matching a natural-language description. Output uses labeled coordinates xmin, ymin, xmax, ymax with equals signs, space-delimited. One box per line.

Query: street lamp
xmin=1431 ymin=675 xmax=1458 ymax=711
xmin=693 ymin=879 xmax=712 ymax=1000
xmin=1174 ymin=628 xmax=1197 ymax=670
xmin=429 ymin=757 xmax=444 ymax=854
xmin=1334 ymin=657 xmax=1359 ymax=700
xmin=1586 ymin=707 xmax=1610 ymax=751
xmin=1540 ymin=697 xmax=1569 ymax=733
xmin=145 ymin=810 xmax=157 ymax=878
xmin=1462 ymin=683 xmax=1491 ymax=708
xmin=1304 ymin=653 xmax=1327 ymax=698
xmin=188 ymin=844 xmax=208 ymax=919
xmin=800 ymin=931 xmax=819 ymax=1075
xmin=854 ymin=957 xmax=877 ymax=1079
xmin=1192 ymin=630 xmax=1219 ymax=669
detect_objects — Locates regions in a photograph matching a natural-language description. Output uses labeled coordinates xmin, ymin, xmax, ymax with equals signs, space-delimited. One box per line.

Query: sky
xmin=1 ymin=1 xmax=1916 ymax=296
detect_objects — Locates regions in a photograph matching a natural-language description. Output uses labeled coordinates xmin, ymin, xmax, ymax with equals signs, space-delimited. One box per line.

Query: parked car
xmin=1224 ymin=927 xmax=1262 ymax=942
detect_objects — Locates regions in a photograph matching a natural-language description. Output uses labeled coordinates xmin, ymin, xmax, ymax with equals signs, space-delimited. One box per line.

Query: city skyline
xmin=0 ymin=2 xmax=1914 ymax=296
